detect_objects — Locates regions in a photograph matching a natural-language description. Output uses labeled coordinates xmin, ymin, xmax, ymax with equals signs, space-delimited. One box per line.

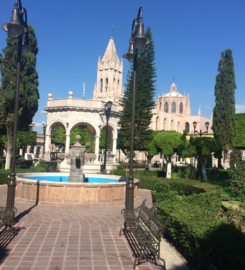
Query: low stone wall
xmin=16 ymin=173 xmax=139 ymax=205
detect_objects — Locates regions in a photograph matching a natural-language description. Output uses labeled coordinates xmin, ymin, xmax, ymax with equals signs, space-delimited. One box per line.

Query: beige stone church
xmin=43 ymin=36 xmax=213 ymax=170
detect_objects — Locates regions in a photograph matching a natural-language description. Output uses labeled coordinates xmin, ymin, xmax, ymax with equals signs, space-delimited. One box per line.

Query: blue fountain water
xmin=25 ymin=176 xmax=122 ymax=183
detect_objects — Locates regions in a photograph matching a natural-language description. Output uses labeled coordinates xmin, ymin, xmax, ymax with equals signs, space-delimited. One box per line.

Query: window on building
xmin=164 ymin=102 xmax=168 ymax=112
xmin=179 ymin=102 xmax=183 ymax=114
xmin=185 ymin=122 xmax=190 ymax=133
xmin=160 ymin=102 xmax=162 ymax=110
xmin=172 ymin=102 xmax=176 ymax=113
xmin=156 ymin=117 xmax=159 ymax=130
xmin=100 ymin=79 xmax=103 ymax=93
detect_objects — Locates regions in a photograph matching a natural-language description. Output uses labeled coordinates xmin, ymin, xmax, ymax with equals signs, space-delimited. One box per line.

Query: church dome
xmin=164 ymin=82 xmax=183 ymax=97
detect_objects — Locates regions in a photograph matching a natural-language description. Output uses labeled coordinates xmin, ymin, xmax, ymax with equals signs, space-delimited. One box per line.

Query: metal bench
xmin=120 ymin=199 xmax=171 ymax=270
xmin=0 ymin=206 xmax=17 ymax=231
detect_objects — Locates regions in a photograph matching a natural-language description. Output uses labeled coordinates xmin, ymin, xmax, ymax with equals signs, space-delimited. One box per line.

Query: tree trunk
xmin=223 ymin=148 xmax=228 ymax=170
xmin=5 ymin=125 xmax=14 ymax=170
xmin=194 ymin=157 xmax=198 ymax=168
xmin=166 ymin=157 xmax=172 ymax=178
xmin=202 ymin=158 xmax=207 ymax=182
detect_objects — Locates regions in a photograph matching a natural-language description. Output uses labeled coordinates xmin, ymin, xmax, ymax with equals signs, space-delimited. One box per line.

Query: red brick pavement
xmin=0 ymin=185 xmax=187 ymax=270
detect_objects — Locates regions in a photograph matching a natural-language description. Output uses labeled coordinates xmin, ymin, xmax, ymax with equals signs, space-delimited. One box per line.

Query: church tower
xmin=93 ymin=37 xmax=123 ymax=104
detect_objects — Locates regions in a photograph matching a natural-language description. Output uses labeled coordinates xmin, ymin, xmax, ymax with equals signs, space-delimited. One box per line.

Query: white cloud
xmin=236 ymin=104 xmax=245 ymax=113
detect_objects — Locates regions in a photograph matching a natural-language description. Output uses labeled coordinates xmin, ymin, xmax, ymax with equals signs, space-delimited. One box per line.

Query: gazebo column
xmin=112 ymin=138 xmax=117 ymax=163
xmin=90 ymin=133 xmax=95 ymax=153
xmin=65 ymin=134 xmax=70 ymax=154
xmin=95 ymin=135 xmax=100 ymax=162
xmin=44 ymin=134 xmax=51 ymax=159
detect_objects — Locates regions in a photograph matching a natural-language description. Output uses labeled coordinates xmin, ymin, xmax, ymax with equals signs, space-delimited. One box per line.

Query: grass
xmin=208 ymin=178 xmax=241 ymax=210
xmin=208 ymin=178 xmax=234 ymax=199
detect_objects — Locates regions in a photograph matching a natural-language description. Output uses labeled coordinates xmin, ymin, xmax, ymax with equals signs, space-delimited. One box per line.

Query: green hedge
xmin=0 ymin=163 xmax=49 ymax=185
xmin=206 ymin=168 xmax=232 ymax=179
xmin=138 ymin=176 xmax=245 ymax=269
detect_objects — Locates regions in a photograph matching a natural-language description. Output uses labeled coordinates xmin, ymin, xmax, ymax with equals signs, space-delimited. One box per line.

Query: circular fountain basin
xmin=16 ymin=173 xmax=139 ymax=205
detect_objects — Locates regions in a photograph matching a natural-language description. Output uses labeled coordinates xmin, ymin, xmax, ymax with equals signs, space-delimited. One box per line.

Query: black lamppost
xmin=193 ymin=121 xmax=210 ymax=137
xmin=2 ymin=0 xmax=32 ymax=227
xmin=42 ymin=122 xmax=47 ymax=158
xmin=101 ymin=101 xmax=112 ymax=174
xmin=123 ymin=7 xmax=149 ymax=210
xmin=30 ymin=130 xmax=33 ymax=153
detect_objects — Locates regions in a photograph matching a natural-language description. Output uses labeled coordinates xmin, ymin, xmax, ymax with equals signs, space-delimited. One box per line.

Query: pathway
xmin=0 ymin=185 xmax=189 ymax=270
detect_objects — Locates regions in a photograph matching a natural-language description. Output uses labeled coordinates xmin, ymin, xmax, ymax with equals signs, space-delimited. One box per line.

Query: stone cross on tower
xmin=110 ymin=24 xmax=114 ymax=37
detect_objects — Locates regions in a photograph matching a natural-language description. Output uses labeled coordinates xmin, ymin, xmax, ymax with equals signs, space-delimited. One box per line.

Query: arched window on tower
xmin=160 ymin=102 xmax=162 ymax=110
xmin=185 ymin=122 xmax=190 ymax=133
xmin=164 ymin=102 xmax=168 ymax=113
xmin=179 ymin=102 xmax=183 ymax=114
xmin=105 ymin=78 xmax=108 ymax=92
xmin=172 ymin=102 xmax=176 ymax=113
xmin=118 ymin=79 xmax=120 ymax=84
xmin=100 ymin=79 xmax=103 ymax=93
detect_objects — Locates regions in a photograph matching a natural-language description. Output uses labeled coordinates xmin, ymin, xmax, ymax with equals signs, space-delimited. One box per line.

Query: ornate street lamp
xmin=123 ymin=7 xmax=150 ymax=210
xmin=193 ymin=121 xmax=209 ymax=137
xmin=101 ymin=101 xmax=112 ymax=174
xmin=2 ymin=0 xmax=31 ymax=227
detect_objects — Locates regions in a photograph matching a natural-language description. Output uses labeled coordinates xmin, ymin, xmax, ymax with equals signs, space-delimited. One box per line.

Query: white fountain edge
xmin=16 ymin=172 xmax=139 ymax=186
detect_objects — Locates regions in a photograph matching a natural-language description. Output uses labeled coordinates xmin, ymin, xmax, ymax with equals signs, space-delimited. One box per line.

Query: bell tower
xmin=93 ymin=37 xmax=123 ymax=104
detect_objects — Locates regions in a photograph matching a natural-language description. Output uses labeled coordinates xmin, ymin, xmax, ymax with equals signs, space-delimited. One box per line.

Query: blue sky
xmin=1 ymin=0 xmax=245 ymax=134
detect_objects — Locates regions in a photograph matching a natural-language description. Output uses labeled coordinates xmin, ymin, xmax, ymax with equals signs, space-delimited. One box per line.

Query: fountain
xmin=15 ymin=135 xmax=139 ymax=205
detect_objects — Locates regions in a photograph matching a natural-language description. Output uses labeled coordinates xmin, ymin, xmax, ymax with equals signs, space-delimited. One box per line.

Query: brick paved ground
xmin=0 ymin=185 xmax=189 ymax=270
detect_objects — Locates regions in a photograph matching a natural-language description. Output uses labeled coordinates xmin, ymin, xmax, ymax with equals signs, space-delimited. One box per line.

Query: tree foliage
xmin=212 ymin=49 xmax=236 ymax=168
xmin=51 ymin=126 xmax=66 ymax=147
xmin=154 ymin=131 xmax=189 ymax=161
xmin=234 ymin=113 xmax=245 ymax=148
xmin=188 ymin=137 xmax=223 ymax=159
xmin=99 ymin=128 xmax=110 ymax=151
xmin=154 ymin=131 xmax=189 ymax=178
xmin=0 ymin=25 xmax=39 ymax=168
xmin=118 ymin=27 xmax=156 ymax=151
xmin=0 ymin=25 xmax=39 ymax=130
xmin=51 ymin=126 xmax=92 ymax=152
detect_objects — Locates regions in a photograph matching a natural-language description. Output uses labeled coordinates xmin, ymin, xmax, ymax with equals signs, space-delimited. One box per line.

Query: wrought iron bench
xmin=193 ymin=249 xmax=218 ymax=270
xmin=120 ymin=199 xmax=171 ymax=270
xmin=0 ymin=206 xmax=17 ymax=231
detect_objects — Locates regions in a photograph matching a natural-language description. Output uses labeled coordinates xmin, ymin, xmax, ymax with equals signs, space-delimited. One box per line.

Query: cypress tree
xmin=0 ymin=25 xmax=39 ymax=169
xmin=118 ymin=27 xmax=156 ymax=152
xmin=212 ymin=49 xmax=236 ymax=169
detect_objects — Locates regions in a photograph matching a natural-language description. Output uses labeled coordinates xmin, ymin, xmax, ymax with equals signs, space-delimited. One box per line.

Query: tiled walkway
xmin=0 ymin=185 xmax=189 ymax=270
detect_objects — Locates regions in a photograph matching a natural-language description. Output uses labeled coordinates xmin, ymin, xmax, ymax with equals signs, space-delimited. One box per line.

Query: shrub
xmin=37 ymin=160 xmax=48 ymax=171
xmin=177 ymin=164 xmax=200 ymax=180
xmin=110 ymin=169 xmax=126 ymax=176
xmin=206 ymin=168 xmax=232 ymax=179
xmin=0 ymin=165 xmax=49 ymax=185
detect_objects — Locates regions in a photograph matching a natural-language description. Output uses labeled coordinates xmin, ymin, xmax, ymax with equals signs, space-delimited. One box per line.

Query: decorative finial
xmin=110 ymin=24 xmax=114 ymax=37
xmin=173 ymin=77 xmax=175 ymax=83
xmin=69 ymin=91 xmax=73 ymax=98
